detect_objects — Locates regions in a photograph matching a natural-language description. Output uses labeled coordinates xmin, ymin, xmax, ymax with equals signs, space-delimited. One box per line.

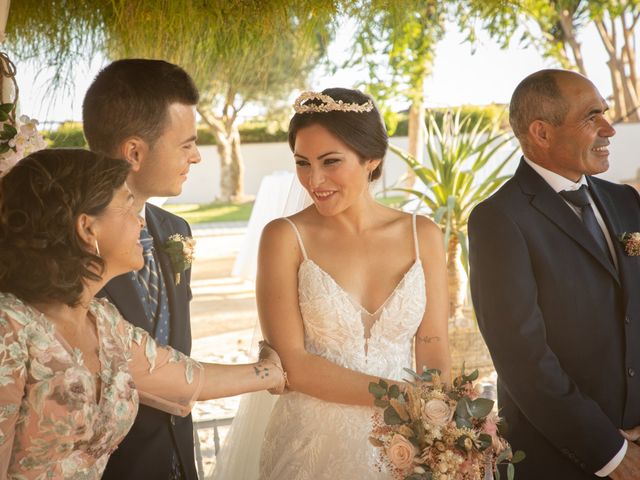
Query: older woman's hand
xmin=258 ymin=341 xmax=288 ymax=395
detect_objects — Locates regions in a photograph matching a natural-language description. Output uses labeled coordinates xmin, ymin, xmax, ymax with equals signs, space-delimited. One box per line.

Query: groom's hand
xmin=610 ymin=441 xmax=640 ymax=479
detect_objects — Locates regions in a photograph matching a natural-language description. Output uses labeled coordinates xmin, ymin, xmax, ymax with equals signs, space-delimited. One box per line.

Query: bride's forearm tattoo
xmin=254 ymin=364 xmax=270 ymax=379
xmin=417 ymin=335 xmax=441 ymax=344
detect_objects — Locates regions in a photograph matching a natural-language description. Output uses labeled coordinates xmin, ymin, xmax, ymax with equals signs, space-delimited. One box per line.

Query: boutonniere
xmin=619 ymin=232 xmax=640 ymax=256
xmin=163 ymin=234 xmax=196 ymax=284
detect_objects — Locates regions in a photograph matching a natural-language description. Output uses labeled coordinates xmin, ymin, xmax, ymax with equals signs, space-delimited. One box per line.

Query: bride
xmin=255 ymin=88 xmax=451 ymax=479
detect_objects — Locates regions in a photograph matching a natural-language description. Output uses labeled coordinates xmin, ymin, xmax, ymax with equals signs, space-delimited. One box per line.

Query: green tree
xmin=6 ymin=0 xmax=338 ymax=201
xmin=457 ymin=0 xmax=640 ymax=122
xmin=346 ymin=0 xmax=447 ymax=184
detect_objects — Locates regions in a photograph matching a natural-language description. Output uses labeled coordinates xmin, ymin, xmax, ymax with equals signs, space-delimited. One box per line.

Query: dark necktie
xmin=559 ymin=185 xmax=613 ymax=263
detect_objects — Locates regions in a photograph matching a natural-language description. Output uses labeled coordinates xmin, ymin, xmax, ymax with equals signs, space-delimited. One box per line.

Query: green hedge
xmin=40 ymin=105 xmax=508 ymax=148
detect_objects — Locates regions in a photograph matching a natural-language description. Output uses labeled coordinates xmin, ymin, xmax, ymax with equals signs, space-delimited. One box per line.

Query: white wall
xmin=166 ymin=125 xmax=640 ymax=205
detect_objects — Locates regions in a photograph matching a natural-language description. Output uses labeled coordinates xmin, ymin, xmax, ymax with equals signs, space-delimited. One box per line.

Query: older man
xmin=469 ymin=69 xmax=640 ymax=479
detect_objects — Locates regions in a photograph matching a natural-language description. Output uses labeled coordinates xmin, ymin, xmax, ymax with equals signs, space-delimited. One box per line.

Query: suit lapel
xmin=515 ymin=160 xmax=620 ymax=284
xmin=588 ymin=179 xmax=631 ymax=305
xmin=145 ymin=204 xmax=180 ymax=341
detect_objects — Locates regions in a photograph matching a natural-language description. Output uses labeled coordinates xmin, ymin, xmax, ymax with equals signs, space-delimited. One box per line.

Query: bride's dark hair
xmin=0 ymin=149 xmax=130 ymax=306
xmin=288 ymin=88 xmax=388 ymax=180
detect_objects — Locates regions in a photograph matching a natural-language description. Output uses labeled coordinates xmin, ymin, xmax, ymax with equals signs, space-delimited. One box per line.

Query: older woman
xmin=0 ymin=149 xmax=285 ymax=479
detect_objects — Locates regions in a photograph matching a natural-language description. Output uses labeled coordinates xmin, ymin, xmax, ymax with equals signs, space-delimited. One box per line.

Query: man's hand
xmin=621 ymin=426 xmax=640 ymax=444
xmin=609 ymin=441 xmax=640 ymax=479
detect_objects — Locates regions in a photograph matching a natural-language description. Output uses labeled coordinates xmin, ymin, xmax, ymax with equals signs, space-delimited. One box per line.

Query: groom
xmin=469 ymin=69 xmax=640 ymax=479
xmin=82 ymin=59 xmax=201 ymax=479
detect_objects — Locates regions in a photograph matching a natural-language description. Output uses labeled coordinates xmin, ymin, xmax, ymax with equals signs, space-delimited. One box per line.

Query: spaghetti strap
xmin=412 ymin=213 xmax=420 ymax=260
xmin=282 ymin=217 xmax=308 ymax=260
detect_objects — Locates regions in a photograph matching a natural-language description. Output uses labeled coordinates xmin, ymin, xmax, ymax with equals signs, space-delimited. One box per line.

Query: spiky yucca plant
xmin=390 ymin=108 xmax=519 ymax=322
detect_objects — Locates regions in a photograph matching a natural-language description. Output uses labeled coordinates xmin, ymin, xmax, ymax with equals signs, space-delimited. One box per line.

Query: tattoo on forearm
xmin=417 ymin=335 xmax=441 ymax=344
xmin=254 ymin=365 xmax=270 ymax=379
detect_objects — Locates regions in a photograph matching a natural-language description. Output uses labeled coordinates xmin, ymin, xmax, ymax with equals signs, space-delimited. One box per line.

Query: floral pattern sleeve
xmin=99 ymin=300 xmax=204 ymax=417
xmin=0 ymin=303 xmax=28 ymax=477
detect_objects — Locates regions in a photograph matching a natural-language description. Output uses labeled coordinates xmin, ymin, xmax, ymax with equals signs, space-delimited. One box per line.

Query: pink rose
xmin=387 ymin=434 xmax=416 ymax=470
xmin=483 ymin=411 xmax=505 ymax=450
xmin=422 ymin=398 xmax=453 ymax=426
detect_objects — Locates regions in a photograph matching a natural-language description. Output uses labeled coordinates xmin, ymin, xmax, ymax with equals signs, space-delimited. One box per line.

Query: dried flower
xmin=620 ymin=232 xmax=640 ymax=256
xmin=163 ymin=234 xmax=196 ymax=284
xmin=387 ymin=434 xmax=417 ymax=470
xmin=369 ymin=367 xmax=525 ymax=479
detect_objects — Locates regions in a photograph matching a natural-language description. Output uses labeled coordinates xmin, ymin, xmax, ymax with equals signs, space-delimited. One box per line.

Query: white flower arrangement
xmin=0 ymin=103 xmax=46 ymax=178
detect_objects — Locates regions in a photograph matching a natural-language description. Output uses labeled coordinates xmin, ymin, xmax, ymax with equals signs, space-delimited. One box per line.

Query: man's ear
xmin=119 ymin=137 xmax=149 ymax=173
xmin=528 ymin=120 xmax=552 ymax=149
xmin=76 ymin=213 xmax=99 ymax=250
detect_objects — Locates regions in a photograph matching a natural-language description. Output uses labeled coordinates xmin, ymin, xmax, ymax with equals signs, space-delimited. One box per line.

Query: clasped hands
xmin=258 ymin=341 xmax=289 ymax=395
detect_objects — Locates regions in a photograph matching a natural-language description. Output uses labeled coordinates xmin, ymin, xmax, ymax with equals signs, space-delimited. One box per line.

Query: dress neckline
xmin=301 ymin=258 xmax=422 ymax=317
xmin=21 ymin=297 xmax=106 ymax=405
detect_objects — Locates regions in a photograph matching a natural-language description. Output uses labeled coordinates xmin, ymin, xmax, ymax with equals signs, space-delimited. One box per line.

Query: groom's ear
xmin=528 ymin=120 xmax=552 ymax=149
xmin=119 ymin=137 xmax=150 ymax=173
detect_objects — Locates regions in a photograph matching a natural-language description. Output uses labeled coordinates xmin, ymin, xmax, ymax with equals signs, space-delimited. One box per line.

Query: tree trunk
xmin=558 ymin=8 xmax=587 ymax=75
xmin=447 ymin=234 xmax=468 ymax=327
xmin=213 ymin=122 xmax=245 ymax=202
xmin=406 ymin=76 xmax=425 ymax=190
xmin=595 ymin=15 xmax=640 ymax=123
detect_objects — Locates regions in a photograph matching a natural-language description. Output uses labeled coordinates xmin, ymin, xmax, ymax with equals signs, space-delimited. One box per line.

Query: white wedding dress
xmin=258 ymin=215 xmax=426 ymax=480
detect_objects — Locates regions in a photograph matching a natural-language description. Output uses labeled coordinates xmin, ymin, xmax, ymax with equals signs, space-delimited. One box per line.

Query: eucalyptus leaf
xmin=388 ymin=384 xmax=400 ymax=399
xmin=512 ymin=450 xmax=526 ymax=463
xmin=368 ymin=382 xmax=386 ymax=399
xmin=469 ymin=398 xmax=494 ymax=418
xmin=383 ymin=405 xmax=405 ymax=425
xmin=507 ymin=462 xmax=515 ymax=480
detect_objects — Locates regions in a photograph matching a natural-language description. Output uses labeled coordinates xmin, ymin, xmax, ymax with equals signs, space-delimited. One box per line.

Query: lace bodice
xmin=259 ymin=214 xmax=426 ymax=479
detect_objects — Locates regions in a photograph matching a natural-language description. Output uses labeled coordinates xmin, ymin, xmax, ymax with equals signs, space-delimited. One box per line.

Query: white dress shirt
xmin=524 ymin=158 xmax=626 ymax=476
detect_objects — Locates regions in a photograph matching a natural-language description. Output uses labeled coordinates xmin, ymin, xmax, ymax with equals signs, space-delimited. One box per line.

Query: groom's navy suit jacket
xmin=100 ymin=203 xmax=198 ymax=480
xmin=469 ymin=159 xmax=640 ymax=479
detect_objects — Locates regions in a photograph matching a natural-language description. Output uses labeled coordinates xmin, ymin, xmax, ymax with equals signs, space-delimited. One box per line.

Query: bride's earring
xmin=94 ymin=239 xmax=101 ymax=257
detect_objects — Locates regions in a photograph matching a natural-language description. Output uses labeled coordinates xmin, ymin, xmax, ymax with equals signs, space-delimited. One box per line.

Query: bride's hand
xmin=258 ymin=341 xmax=289 ymax=395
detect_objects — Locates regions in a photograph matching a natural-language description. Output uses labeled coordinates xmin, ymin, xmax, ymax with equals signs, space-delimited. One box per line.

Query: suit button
xmin=170 ymin=415 xmax=176 ymax=426
xmin=625 ymin=316 xmax=631 ymax=325
xmin=629 ymin=368 xmax=636 ymax=377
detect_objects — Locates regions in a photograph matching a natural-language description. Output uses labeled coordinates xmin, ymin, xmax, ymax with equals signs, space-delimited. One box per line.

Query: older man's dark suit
xmin=469 ymin=159 xmax=640 ymax=479
xmin=101 ymin=203 xmax=197 ymax=480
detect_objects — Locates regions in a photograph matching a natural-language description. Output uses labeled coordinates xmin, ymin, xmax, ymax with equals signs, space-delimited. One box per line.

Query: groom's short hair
xmin=82 ymin=59 xmax=199 ymax=156
xmin=509 ymin=69 xmax=570 ymax=142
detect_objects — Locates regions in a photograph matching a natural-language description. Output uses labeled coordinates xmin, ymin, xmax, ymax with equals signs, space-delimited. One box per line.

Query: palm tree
xmin=390 ymin=108 xmax=519 ymax=324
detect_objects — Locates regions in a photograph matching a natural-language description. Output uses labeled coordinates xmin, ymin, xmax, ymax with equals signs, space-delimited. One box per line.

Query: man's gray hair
xmin=509 ymin=69 xmax=570 ymax=141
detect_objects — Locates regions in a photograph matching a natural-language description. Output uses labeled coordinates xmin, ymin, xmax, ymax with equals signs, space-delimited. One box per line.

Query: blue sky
xmin=16 ymin=20 xmax=617 ymax=124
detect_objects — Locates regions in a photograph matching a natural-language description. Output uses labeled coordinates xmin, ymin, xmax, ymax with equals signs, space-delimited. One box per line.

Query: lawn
xmin=165 ymin=195 xmax=408 ymax=224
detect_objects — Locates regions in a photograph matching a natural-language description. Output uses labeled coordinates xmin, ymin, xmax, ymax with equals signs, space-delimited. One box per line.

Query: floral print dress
xmin=0 ymin=292 xmax=204 ymax=479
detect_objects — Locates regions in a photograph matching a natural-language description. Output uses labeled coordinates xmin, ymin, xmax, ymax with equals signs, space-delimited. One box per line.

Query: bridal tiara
xmin=293 ymin=91 xmax=374 ymax=114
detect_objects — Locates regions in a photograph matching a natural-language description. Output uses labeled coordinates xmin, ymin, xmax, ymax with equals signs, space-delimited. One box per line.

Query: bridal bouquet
xmin=369 ymin=367 xmax=524 ymax=480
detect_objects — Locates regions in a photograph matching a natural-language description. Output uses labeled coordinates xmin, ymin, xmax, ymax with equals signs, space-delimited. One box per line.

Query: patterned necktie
xmin=560 ymin=185 xmax=613 ymax=264
xmin=136 ymin=226 xmax=160 ymax=323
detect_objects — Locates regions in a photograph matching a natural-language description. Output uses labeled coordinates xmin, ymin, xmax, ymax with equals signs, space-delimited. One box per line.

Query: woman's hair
xmin=0 ymin=149 xmax=131 ymax=306
xmin=288 ymin=88 xmax=388 ymax=180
